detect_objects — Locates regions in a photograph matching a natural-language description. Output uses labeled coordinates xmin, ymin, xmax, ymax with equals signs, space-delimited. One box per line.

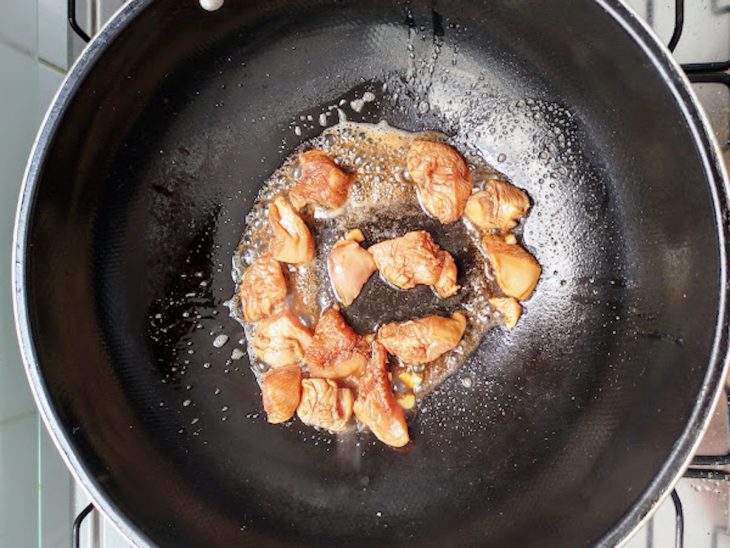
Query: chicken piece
xmin=481 ymin=234 xmax=541 ymax=300
xmin=268 ymin=196 xmax=315 ymax=264
xmin=398 ymin=371 xmax=423 ymax=389
xmin=489 ymin=297 xmax=523 ymax=331
xmin=377 ymin=312 xmax=467 ymax=366
xmin=253 ymin=310 xmax=313 ymax=368
xmin=396 ymin=393 xmax=416 ymax=410
xmin=345 ymin=228 xmax=365 ymax=242
xmin=435 ymin=252 xmax=459 ymax=299
xmin=289 ymin=149 xmax=354 ymax=210
xmin=239 ymin=254 xmax=287 ymax=323
xmin=328 ymin=238 xmax=377 ymax=306
xmin=261 ymin=366 xmax=302 ymax=424
xmin=304 ymin=308 xmax=369 ymax=379
xmin=369 ymin=230 xmax=459 ymax=298
xmin=297 ymin=378 xmax=354 ymax=431
xmin=464 ymin=180 xmax=531 ymax=232
xmin=353 ymin=342 xmax=410 ymax=447
xmin=406 ymin=140 xmax=472 ymax=224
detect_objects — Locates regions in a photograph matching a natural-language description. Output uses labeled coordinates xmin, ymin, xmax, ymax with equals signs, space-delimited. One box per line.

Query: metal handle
xmin=671 ymin=490 xmax=684 ymax=548
xmin=68 ymin=0 xmax=91 ymax=43
xmin=667 ymin=0 xmax=685 ymax=52
xmin=73 ymin=504 xmax=95 ymax=548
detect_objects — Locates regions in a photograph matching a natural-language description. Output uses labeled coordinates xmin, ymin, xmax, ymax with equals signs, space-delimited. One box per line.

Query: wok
xmin=13 ymin=0 xmax=730 ymax=546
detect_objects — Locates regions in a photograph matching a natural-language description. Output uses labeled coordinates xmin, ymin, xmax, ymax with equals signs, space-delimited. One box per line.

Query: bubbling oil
xmin=231 ymin=120 xmax=512 ymax=399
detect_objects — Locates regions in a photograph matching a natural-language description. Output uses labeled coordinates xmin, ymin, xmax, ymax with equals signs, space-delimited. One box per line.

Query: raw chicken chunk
xmin=464 ymin=179 xmax=530 ymax=232
xmin=253 ymin=310 xmax=313 ymax=368
xmin=369 ymin=230 xmax=459 ymax=298
xmin=481 ymin=234 xmax=541 ymax=300
xmin=239 ymin=254 xmax=287 ymax=323
xmin=304 ymin=308 xmax=369 ymax=380
xmin=353 ymin=342 xmax=409 ymax=448
xmin=328 ymin=236 xmax=377 ymax=306
xmin=262 ymin=365 xmax=302 ymax=424
xmin=268 ymin=195 xmax=315 ymax=264
xmin=406 ymin=140 xmax=472 ymax=223
xmin=377 ymin=312 xmax=467 ymax=365
xmin=297 ymin=378 xmax=354 ymax=431
xmin=289 ymin=149 xmax=354 ymax=210
xmin=489 ymin=297 xmax=523 ymax=331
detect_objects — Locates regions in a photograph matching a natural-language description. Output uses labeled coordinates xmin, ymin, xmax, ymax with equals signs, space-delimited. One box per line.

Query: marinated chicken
xmin=304 ymin=308 xmax=369 ymax=380
xmin=369 ymin=230 xmax=459 ymax=298
xmin=289 ymin=149 xmax=354 ymax=210
xmin=353 ymin=342 xmax=409 ymax=448
xmin=268 ymin=195 xmax=315 ymax=264
xmin=406 ymin=140 xmax=472 ymax=224
xmin=261 ymin=366 xmax=302 ymax=424
xmin=239 ymin=254 xmax=287 ymax=323
xmin=489 ymin=297 xmax=523 ymax=331
xmin=328 ymin=234 xmax=377 ymax=306
xmin=297 ymin=378 xmax=354 ymax=431
xmin=377 ymin=312 xmax=467 ymax=365
xmin=481 ymin=234 xmax=541 ymax=300
xmin=232 ymin=121 xmax=547 ymax=449
xmin=464 ymin=179 xmax=530 ymax=232
xmin=253 ymin=310 xmax=313 ymax=368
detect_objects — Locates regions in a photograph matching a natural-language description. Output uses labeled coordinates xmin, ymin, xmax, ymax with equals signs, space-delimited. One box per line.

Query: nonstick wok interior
xmin=17 ymin=0 xmax=728 ymax=546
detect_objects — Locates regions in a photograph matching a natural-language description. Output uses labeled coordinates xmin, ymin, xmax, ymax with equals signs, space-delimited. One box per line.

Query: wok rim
xmin=11 ymin=0 xmax=730 ymax=546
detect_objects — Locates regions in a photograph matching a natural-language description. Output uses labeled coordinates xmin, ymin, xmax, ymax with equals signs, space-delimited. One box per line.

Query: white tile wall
xmin=0 ymin=0 xmax=36 ymax=55
xmin=0 ymin=413 xmax=39 ymax=547
xmin=37 ymin=0 xmax=69 ymax=70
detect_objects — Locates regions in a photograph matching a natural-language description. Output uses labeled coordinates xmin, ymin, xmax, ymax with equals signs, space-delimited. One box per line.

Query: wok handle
xmin=68 ymin=0 xmax=91 ymax=43
xmin=72 ymin=503 xmax=95 ymax=548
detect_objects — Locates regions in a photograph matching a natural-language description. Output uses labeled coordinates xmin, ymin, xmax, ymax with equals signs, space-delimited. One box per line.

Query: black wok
xmin=13 ymin=0 xmax=730 ymax=546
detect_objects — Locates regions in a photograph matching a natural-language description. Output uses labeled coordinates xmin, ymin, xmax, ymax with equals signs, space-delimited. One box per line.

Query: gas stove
xmin=51 ymin=0 xmax=730 ymax=546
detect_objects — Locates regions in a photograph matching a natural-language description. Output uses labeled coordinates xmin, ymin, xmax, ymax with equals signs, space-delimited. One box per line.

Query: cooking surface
xmin=0 ymin=0 xmax=727 ymax=547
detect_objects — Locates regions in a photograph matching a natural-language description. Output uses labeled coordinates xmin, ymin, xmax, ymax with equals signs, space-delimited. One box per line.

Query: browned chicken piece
xmin=377 ymin=312 xmax=467 ymax=365
xmin=268 ymin=195 xmax=315 ymax=264
xmin=489 ymin=297 xmax=523 ymax=331
xmin=239 ymin=254 xmax=287 ymax=323
xmin=464 ymin=180 xmax=531 ymax=232
xmin=297 ymin=378 xmax=354 ymax=431
xmin=289 ymin=149 xmax=354 ymax=210
xmin=353 ymin=342 xmax=409 ymax=448
xmin=369 ymin=230 xmax=459 ymax=298
xmin=261 ymin=366 xmax=302 ymax=424
xmin=481 ymin=234 xmax=541 ymax=300
xmin=435 ymin=252 xmax=459 ymax=299
xmin=406 ymin=140 xmax=472 ymax=224
xmin=328 ymin=237 xmax=377 ymax=306
xmin=304 ymin=308 xmax=369 ymax=380
xmin=253 ymin=310 xmax=313 ymax=368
